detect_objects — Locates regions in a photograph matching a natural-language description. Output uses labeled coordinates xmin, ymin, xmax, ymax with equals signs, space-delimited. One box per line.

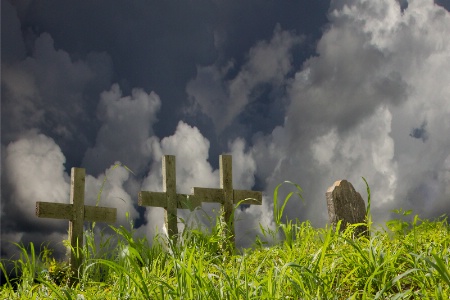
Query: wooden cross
xmin=193 ymin=155 xmax=262 ymax=252
xmin=138 ymin=155 xmax=201 ymax=242
xmin=36 ymin=168 xmax=117 ymax=283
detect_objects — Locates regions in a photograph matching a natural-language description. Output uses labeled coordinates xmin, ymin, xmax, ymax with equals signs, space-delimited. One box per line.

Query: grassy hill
xmin=1 ymin=184 xmax=449 ymax=299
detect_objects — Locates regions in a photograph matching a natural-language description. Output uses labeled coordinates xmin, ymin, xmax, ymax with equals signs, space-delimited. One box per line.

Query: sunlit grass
xmin=1 ymin=181 xmax=449 ymax=299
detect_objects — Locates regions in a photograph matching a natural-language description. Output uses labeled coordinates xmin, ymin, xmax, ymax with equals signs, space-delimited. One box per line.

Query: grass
xmin=1 ymin=181 xmax=450 ymax=299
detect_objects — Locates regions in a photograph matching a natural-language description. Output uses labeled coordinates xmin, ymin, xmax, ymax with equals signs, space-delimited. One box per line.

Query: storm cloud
xmin=2 ymin=0 xmax=450 ymax=262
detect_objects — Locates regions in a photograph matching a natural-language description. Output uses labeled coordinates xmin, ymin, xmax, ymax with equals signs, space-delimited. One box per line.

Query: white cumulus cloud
xmin=248 ymin=0 xmax=450 ymax=227
xmin=83 ymin=83 xmax=161 ymax=175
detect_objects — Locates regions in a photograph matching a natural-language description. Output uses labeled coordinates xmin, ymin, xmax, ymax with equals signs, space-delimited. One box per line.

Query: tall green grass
xmin=1 ymin=181 xmax=449 ymax=299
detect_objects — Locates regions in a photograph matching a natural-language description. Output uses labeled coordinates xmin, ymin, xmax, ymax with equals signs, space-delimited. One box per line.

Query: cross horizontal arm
xmin=233 ymin=190 xmax=262 ymax=205
xmin=84 ymin=206 xmax=116 ymax=223
xmin=192 ymin=188 xmax=262 ymax=206
xmin=36 ymin=202 xmax=117 ymax=223
xmin=138 ymin=191 xmax=201 ymax=211
xmin=139 ymin=191 xmax=167 ymax=207
xmin=192 ymin=187 xmax=224 ymax=203
xmin=36 ymin=202 xmax=72 ymax=220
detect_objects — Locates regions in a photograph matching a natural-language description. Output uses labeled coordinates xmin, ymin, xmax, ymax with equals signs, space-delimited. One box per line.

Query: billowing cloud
xmin=251 ymin=0 xmax=450 ymax=226
xmin=3 ymin=132 xmax=70 ymax=223
xmin=229 ymin=138 xmax=276 ymax=247
xmin=82 ymin=84 xmax=161 ymax=175
xmin=229 ymin=138 xmax=257 ymax=190
xmin=1 ymin=32 xmax=113 ymax=164
xmin=85 ymin=163 xmax=139 ymax=226
xmin=187 ymin=25 xmax=303 ymax=133
xmin=142 ymin=121 xmax=219 ymax=193
xmin=1 ymin=132 xmax=70 ymax=258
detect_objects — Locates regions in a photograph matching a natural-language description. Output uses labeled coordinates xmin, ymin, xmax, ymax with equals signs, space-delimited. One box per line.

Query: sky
xmin=2 ymin=0 xmax=450 ymax=261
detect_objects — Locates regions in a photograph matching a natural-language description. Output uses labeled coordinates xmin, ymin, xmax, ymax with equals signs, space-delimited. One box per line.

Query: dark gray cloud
xmin=1 ymin=32 xmax=113 ymax=166
xmin=9 ymin=0 xmax=328 ymax=139
xmin=187 ymin=25 xmax=303 ymax=134
xmin=1 ymin=1 xmax=26 ymax=62
xmin=436 ymin=0 xmax=450 ymax=10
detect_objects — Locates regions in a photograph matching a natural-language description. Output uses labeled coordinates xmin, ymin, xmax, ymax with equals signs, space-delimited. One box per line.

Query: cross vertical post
xmin=163 ymin=156 xmax=178 ymax=240
xmin=220 ymin=155 xmax=235 ymax=248
xmin=69 ymin=168 xmax=85 ymax=276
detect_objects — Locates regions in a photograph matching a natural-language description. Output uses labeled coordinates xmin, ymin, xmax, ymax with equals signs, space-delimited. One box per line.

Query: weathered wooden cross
xmin=138 ymin=155 xmax=201 ymax=242
xmin=193 ymin=155 xmax=262 ymax=252
xmin=36 ymin=168 xmax=117 ymax=282
xmin=326 ymin=179 xmax=368 ymax=238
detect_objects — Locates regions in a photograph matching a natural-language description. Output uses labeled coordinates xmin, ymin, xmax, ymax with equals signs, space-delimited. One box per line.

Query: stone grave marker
xmin=326 ymin=180 xmax=368 ymax=237
xmin=36 ymin=168 xmax=117 ymax=284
